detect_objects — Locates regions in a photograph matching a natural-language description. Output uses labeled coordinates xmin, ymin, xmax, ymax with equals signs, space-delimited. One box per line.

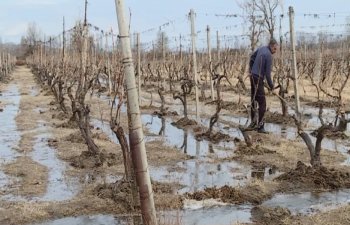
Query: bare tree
xmin=21 ymin=22 xmax=42 ymax=56
xmin=239 ymin=0 xmax=265 ymax=52
xmin=254 ymin=0 xmax=282 ymax=39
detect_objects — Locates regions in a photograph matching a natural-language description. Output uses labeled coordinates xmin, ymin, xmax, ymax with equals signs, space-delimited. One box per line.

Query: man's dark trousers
xmin=250 ymin=75 xmax=266 ymax=126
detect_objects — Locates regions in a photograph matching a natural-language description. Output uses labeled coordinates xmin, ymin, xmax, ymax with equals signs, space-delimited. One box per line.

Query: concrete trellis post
xmin=289 ymin=6 xmax=301 ymax=118
xmin=137 ymin=32 xmax=142 ymax=105
xmin=190 ymin=9 xmax=200 ymax=120
xmin=216 ymin=30 xmax=220 ymax=61
xmin=206 ymin=25 xmax=215 ymax=101
xmin=114 ymin=0 xmax=157 ymax=224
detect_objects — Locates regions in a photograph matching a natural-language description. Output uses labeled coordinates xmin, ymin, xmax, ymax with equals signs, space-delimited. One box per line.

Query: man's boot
xmin=247 ymin=121 xmax=257 ymax=130
xmin=257 ymin=122 xmax=269 ymax=134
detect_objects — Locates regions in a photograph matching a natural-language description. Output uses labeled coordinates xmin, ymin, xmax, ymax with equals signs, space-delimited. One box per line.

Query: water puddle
xmin=32 ymin=214 xmax=128 ymax=225
xmin=92 ymin=116 xmax=279 ymax=193
xmin=30 ymin=122 xmax=78 ymax=201
xmin=0 ymin=85 xmax=21 ymax=195
xmin=0 ymin=85 xmax=21 ymax=163
xmin=33 ymin=208 xmax=251 ymax=225
xmin=151 ymin=161 xmax=280 ymax=194
xmin=79 ymin=173 xmax=121 ymax=185
xmin=262 ymin=189 xmax=350 ymax=215
xmin=269 ymin=106 xmax=337 ymax=129
xmin=220 ymin=113 xmax=350 ymax=164
xmin=151 ymin=160 xmax=250 ymax=194
xmin=160 ymin=204 xmax=252 ymax=225
xmin=142 ymin=115 xmax=235 ymax=158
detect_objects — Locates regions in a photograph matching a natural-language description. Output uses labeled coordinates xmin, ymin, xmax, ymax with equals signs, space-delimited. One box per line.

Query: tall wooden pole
xmin=216 ymin=30 xmax=220 ymax=61
xmin=179 ymin=34 xmax=183 ymax=63
xmin=288 ymin=6 xmax=301 ymax=117
xmin=137 ymin=33 xmax=141 ymax=105
xmin=190 ymin=9 xmax=200 ymax=120
xmin=206 ymin=25 xmax=215 ymax=100
xmin=114 ymin=1 xmax=157 ymax=225
xmin=62 ymin=17 xmax=66 ymax=64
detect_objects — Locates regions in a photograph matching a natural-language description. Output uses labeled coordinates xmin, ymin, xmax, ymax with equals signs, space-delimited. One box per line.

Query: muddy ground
xmin=0 ymin=66 xmax=349 ymax=225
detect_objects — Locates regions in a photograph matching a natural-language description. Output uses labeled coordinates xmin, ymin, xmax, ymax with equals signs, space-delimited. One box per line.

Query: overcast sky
xmin=0 ymin=0 xmax=349 ymax=47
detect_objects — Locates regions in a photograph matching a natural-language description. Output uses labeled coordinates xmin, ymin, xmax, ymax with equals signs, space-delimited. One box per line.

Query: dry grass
xmin=2 ymin=156 xmax=48 ymax=197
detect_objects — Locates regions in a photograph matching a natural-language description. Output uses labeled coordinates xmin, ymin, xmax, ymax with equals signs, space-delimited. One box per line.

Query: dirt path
xmin=0 ymin=67 xmax=121 ymax=224
xmin=0 ymin=66 xmax=184 ymax=225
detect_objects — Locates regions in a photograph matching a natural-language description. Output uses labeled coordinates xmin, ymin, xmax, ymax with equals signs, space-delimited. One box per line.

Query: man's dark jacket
xmin=249 ymin=46 xmax=274 ymax=89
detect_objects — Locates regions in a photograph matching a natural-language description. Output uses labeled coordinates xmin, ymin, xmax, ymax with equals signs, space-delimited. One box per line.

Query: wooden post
xmin=179 ymin=34 xmax=183 ymax=63
xmin=288 ymin=6 xmax=301 ymax=117
xmin=152 ymin=41 xmax=155 ymax=61
xmin=190 ymin=9 xmax=200 ymax=120
xmin=206 ymin=25 xmax=215 ymax=100
xmin=216 ymin=30 xmax=220 ymax=61
xmin=161 ymin=32 xmax=165 ymax=60
xmin=137 ymin=33 xmax=141 ymax=105
xmin=114 ymin=1 xmax=157 ymax=224
xmin=106 ymin=33 xmax=113 ymax=95
xmin=62 ymin=17 xmax=66 ymax=64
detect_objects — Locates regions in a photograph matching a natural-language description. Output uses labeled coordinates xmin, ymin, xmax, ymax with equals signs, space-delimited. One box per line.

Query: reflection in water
xmin=209 ymin=143 xmax=214 ymax=154
xmin=250 ymin=165 xmax=278 ymax=181
xmin=263 ymin=189 xmax=350 ymax=215
xmin=151 ymin=160 xmax=253 ymax=194
xmin=250 ymin=166 xmax=265 ymax=180
xmin=141 ymin=114 xmax=234 ymax=158
xmin=181 ymin=130 xmax=188 ymax=154
xmin=158 ymin=116 xmax=165 ymax=136
xmin=159 ymin=204 xmax=252 ymax=225
xmin=193 ymin=140 xmax=200 ymax=192
xmin=32 ymin=214 xmax=127 ymax=225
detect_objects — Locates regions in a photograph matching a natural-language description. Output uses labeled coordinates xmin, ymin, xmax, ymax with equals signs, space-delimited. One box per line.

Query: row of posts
xmin=133 ymin=6 xmax=301 ymax=120
xmin=0 ymin=52 xmax=14 ymax=77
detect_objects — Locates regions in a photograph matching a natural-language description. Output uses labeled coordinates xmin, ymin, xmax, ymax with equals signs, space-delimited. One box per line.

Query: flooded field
xmin=0 ymin=66 xmax=349 ymax=225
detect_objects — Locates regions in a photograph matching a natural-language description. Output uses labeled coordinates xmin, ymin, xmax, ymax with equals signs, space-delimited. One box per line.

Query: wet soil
xmin=95 ymin=180 xmax=183 ymax=211
xmin=0 ymin=66 xmax=349 ymax=225
xmin=251 ymin=205 xmax=292 ymax=225
xmin=264 ymin=111 xmax=295 ymax=125
xmin=171 ymin=117 xmax=197 ymax=128
xmin=69 ymin=150 xmax=118 ymax=169
xmin=276 ymin=161 xmax=350 ymax=191
xmin=195 ymin=131 xmax=232 ymax=144
xmin=185 ymin=182 xmax=276 ymax=205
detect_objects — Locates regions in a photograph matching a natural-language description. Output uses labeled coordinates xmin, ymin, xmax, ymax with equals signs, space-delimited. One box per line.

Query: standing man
xmin=248 ymin=39 xmax=278 ymax=133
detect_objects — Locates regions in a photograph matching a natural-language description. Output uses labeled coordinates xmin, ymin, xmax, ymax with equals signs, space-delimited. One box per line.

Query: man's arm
xmin=265 ymin=54 xmax=274 ymax=89
xmin=249 ymin=50 xmax=258 ymax=72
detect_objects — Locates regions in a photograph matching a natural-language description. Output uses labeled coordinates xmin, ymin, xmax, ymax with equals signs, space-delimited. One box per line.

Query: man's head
xmin=269 ymin=38 xmax=278 ymax=54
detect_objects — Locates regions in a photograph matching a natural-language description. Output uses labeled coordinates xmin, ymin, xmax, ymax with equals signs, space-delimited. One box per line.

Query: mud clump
xmin=195 ymin=131 xmax=231 ymax=144
xmin=95 ymin=180 xmax=183 ymax=210
xmin=56 ymin=119 xmax=77 ymax=129
xmin=52 ymin=111 xmax=69 ymax=120
xmin=70 ymin=151 xmax=118 ymax=169
xmin=185 ymin=184 xmax=271 ymax=205
xmin=251 ymin=206 xmax=291 ymax=225
xmin=305 ymin=99 xmax=341 ymax=108
xmin=186 ymin=186 xmax=244 ymax=204
xmin=95 ymin=180 xmax=135 ymax=210
xmin=276 ymin=161 xmax=350 ymax=190
xmin=236 ymin=144 xmax=276 ymax=155
xmin=64 ymin=131 xmax=110 ymax=144
xmin=153 ymin=110 xmax=178 ymax=117
xmin=171 ymin=117 xmax=197 ymax=128
xmin=264 ymin=111 xmax=294 ymax=125
xmin=310 ymin=129 xmax=348 ymax=140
